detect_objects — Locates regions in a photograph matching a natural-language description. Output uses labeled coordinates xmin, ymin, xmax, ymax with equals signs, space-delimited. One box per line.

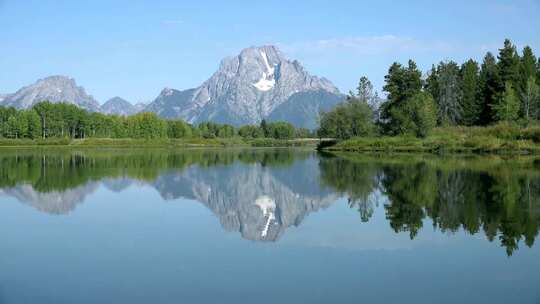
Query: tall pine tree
xmin=380 ymin=60 xmax=423 ymax=135
xmin=497 ymin=39 xmax=521 ymax=91
xmin=460 ymin=59 xmax=481 ymax=126
xmin=479 ymin=52 xmax=502 ymax=125
xmin=520 ymin=46 xmax=538 ymax=87
xmin=424 ymin=64 xmax=439 ymax=102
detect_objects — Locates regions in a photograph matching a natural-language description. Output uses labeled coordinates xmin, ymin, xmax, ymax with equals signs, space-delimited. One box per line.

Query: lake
xmin=0 ymin=148 xmax=539 ymax=303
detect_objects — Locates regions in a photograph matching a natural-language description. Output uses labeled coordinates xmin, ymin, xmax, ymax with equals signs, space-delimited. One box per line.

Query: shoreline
xmin=0 ymin=138 xmax=322 ymax=149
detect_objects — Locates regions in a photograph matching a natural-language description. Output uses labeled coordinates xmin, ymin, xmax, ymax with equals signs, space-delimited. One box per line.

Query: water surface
xmin=1 ymin=148 xmax=539 ymax=303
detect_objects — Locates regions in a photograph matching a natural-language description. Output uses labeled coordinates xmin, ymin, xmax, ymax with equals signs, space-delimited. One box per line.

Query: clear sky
xmin=1 ymin=0 xmax=539 ymax=104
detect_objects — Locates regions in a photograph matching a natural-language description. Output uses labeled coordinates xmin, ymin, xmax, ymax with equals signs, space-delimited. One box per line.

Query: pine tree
xmin=479 ymin=52 xmax=502 ymax=125
xmin=380 ymin=60 xmax=423 ymax=134
xmin=492 ymin=82 xmax=520 ymax=122
xmin=520 ymin=46 xmax=538 ymax=86
xmin=424 ymin=65 xmax=439 ymax=102
xmin=436 ymin=61 xmax=462 ymax=125
xmin=497 ymin=39 xmax=521 ymax=91
xmin=460 ymin=59 xmax=481 ymax=126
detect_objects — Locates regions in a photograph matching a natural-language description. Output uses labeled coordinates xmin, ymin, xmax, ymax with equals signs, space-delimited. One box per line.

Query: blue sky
xmin=1 ymin=0 xmax=539 ymax=103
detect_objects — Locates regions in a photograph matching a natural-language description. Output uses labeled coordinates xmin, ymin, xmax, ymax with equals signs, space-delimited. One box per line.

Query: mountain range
xmin=0 ymin=46 xmax=344 ymax=128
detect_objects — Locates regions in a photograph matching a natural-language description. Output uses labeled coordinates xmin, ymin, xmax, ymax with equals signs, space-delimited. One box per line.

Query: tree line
xmin=319 ymin=39 xmax=540 ymax=139
xmin=0 ymin=101 xmax=313 ymax=140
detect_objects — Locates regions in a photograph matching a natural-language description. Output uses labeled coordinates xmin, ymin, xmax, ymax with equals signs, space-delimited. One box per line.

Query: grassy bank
xmin=0 ymin=137 xmax=321 ymax=148
xmin=322 ymin=124 xmax=540 ymax=154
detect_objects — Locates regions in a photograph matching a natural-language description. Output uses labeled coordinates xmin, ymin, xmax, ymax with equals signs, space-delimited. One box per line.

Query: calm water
xmin=0 ymin=148 xmax=539 ymax=303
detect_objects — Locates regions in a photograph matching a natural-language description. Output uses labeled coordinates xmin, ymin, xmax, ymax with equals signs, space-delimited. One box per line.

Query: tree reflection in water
xmin=319 ymin=153 xmax=540 ymax=256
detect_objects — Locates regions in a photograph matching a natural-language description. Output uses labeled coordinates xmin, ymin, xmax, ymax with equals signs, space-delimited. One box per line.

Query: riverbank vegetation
xmin=0 ymin=102 xmax=317 ymax=147
xmin=318 ymin=39 xmax=540 ymax=153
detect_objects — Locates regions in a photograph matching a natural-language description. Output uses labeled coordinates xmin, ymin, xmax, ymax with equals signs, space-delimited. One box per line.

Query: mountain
xmin=100 ymin=96 xmax=139 ymax=116
xmin=1 ymin=75 xmax=100 ymax=111
xmin=267 ymin=90 xmax=345 ymax=129
xmin=145 ymin=45 xmax=344 ymax=127
xmin=0 ymin=94 xmax=9 ymax=103
xmin=133 ymin=102 xmax=148 ymax=113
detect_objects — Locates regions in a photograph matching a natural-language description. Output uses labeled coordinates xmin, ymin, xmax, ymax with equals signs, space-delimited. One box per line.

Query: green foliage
xmin=1 ymin=102 xmax=316 ymax=143
xmin=520 ymin=46 xmax=538 ymax=93
xmin=492 ymin=82 xmax=520 ymax=122
xmin=318 ymin=96 xmax=375 ymax=140
xmin=265 ymin=121 xmax=295 ymax=139
xmin=520 ymin=76 xmax=540 ymax=121
xmin=126 ymin=112 xmax=167 ymax=139
xmin=460 ymin=59 xmax=481 ymax=126
xmin=324 ymin=124 xmax=540 ymax=154
xmin=197 ymin=122 xmax=235 ymax=138
xmin=479 ymin=52 xmax=503 ymax=125
xmin=435 ymin=61 xmax=462 ymax=125
xmin=388 ymin=92 xmax=437 ymax=138
xmin=237 ymin=125 xmax=264 ymax=138
xmin=294 ymin=128 xmax=313 ymax=138
xmin=380 ymin=60 xmax=423 ymax=135
xmin=318 ymin=154 xmax=540 ymax=255
xmin=167 ymin=119 xmax=192 ymax=138
xmin=498 ymin=39 xmax=521 ymax=90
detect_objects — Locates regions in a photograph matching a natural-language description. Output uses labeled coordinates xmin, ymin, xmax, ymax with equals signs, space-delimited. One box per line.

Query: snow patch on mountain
xmin=145 ymin=45 xmax=343 ymax=127
xmin=252 ymin=51 xmax=276 ymax=91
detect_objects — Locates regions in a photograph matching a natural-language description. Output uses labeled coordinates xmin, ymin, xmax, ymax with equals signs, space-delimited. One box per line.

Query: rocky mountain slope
xmin=145 ymin=45 xmax=344 ymax=127
xmin=100 ymin=96 xmax=139 ymax=116
xmin=1 ymin=47 xmax=344 ymax=127
xmin=1 ymin=75 xmax=100 ymax=112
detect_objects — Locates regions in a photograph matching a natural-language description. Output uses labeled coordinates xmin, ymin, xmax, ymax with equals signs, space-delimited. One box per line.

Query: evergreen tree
xmin=380 ymin=60 xmax=423 ymax=134
xmin=498 ymin=39 xmax=521 ymax=90
xmin=424 ymin=65 xmax=439 ymax=102
xmin=460 ymin=59 xmax=481 ymax=126
xmin=478 ymin=52 xmax=502 ymax=125
xmin=520 ymin=46 xmax=538 ymax=87
xmin=492 ymin=82 xmax=520 ymax=122
xmin=436 ymin=61 xmax=462 ymax=125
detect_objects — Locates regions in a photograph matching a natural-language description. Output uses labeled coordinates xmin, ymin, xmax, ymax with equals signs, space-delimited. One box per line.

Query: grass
xmin=0 ymin=137 xmax=321 ymax=148
xmin=323 ymin=123 xmax=540 ymax=154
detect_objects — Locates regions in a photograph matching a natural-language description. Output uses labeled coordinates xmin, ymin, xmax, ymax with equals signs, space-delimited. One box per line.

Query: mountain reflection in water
xmin=0 ymin=149 xmax=539 ymax=255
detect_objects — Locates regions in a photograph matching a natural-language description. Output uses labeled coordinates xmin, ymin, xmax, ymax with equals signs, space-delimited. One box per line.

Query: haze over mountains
xmin=0 ymin=46 xmax=344 ymax=128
